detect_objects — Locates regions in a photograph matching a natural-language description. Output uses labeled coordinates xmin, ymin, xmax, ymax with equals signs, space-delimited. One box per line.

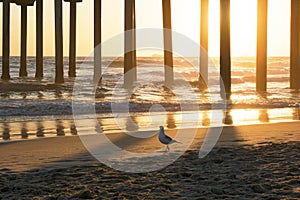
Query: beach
xmin=0 ymin=122 xmax=299 ymax=199
xmin=0 ymin=0 xmax=299 ymax=198
xmin=0 ymin=57 xmax=299 ymax=199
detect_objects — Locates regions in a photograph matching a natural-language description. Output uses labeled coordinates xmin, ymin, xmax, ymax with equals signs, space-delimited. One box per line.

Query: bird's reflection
xmin=258 ymin=109 xmax=269 ymax=123
xmin=166 ymin=112 xmax=176 ymax=129
xmin=223 ymin=110 xmax=233 ymax=125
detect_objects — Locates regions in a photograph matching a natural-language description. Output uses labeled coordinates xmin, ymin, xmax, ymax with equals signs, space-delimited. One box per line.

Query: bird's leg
xmin=166 ymin=145 xmax=169 ymax=152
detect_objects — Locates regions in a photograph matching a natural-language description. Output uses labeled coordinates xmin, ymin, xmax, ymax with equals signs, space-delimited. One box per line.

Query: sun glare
xmin=0 ymin=0 xmax=291 ymax=56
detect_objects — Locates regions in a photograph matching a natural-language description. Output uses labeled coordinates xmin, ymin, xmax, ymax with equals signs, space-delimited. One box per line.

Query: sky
xmin=0 ymin=0 xmax=291 ymax=57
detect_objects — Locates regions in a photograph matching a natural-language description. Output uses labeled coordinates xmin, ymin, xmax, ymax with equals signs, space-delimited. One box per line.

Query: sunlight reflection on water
xmin=0 ymin=57 xmax=300 ymax=141
xmin=1 ymin=108 xmax=300 ymax=141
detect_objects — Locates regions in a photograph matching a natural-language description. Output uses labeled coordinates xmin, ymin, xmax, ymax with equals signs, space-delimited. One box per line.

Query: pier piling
xmin=0 ymin=0 xmax=296 ymax=91
xmin=14 ymin=0 xmax=36 ymax=77
xmin=54 ymin=0 xmax=64 ymax=84
xmin=94 ymin=0 xmax=101 ymax=83
xmin=200 ymin=0 xmax=209 ymax=86
xmin=20 ymin=4 xmax=28 ymax=77
xmin=220 ymin=0 xmax=231 ymax=99
xmin=1 ymin=0 xmax=10 ymax=80
xmin=35 ymin=0 xmax=43 ymax=78
xmin=162 ymin=0 xmax=173 ymax=86
xmin=199 ymin=0 xmax=208 ymax=87
xmin=65 ymin=0 xmax=82 ymax=77
xmin=256 ymin=0 xmax=268 ymax=92
xmin=124 ymin=0 xmax=137 ymax=88
xmin=69 ymin=1 xmax=76 ymax=77
xmin=291 ymin=0 xmax=300 ymax=89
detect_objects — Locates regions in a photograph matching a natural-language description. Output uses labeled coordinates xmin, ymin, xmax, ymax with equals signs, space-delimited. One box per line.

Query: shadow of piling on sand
xmin=0 ymin=138 xmax=299 ymax=199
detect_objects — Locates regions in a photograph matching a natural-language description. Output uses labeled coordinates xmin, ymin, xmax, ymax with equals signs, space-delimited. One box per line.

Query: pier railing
xmin=1 ymin=0 xmax=300 ymax=99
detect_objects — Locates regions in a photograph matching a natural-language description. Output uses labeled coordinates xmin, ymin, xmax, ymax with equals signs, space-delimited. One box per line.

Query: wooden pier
xmin=291 ymin=0 xmax=300 ymax=89
xmin=0 ymin=0 xmax=299 ymax=97
xmin=1 ymin=0 xmax=10 ymax=80
xmin=124 ymin=0 xmax=137 ymax=88
xmin=35 ymin=0 xmax=43 ymax=78
xmin=220 ymin=0 xmax=231 ymax=99
xmin=94 ymin=0 xmax=101 ymax=83
xmin=256 ymin=0 xmax=268 ymax=92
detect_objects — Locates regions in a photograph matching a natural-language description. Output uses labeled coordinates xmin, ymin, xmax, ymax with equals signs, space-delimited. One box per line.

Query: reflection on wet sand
xmin=21 ymin=123 xmax=28 ymax=139
xmin=126 ymin=115 xmax=139 ymax=132
xmin=223 ymin=111 xmax=233 ymax=125
xmin=259 ymin=109 xmax=269 ymax=123
xmin=292 ymin=108 xmax=300 ymax=120
xmin=202 ymin=111 xmax=210 ymax=126
xmin=2 ymin=123 xmax=10 ymax=140
xmin=36 ymin=120 xmax=45 ymax=137
xmin=166 ymin=113 xmax=176 ymax=129
xmin=1 ymin=108 xmax=300 ymax=141
xmin=70 ymin=124 xmax=78 ymax=135
xmin=56 ymin=120 xmax=65 ymax=136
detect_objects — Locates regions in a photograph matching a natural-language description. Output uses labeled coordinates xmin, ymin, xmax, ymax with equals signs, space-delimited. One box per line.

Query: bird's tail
xmin=171 ymin=139 xmax=182 ymax=144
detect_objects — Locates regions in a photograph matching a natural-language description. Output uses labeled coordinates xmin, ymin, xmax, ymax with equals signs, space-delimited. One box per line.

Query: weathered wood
xmin=94 ymin=0 xmax=101 ymax=83
xmin=35 ymin=0 xmax=43 ymax=78
xmin=133 ymin=0 xmax=136 ymax=78
xmin=162 ymin=0 xmax=173 ymax=86
xmin=13 ymin=0 xmax=35 ymax=6
xmin=200 ymin=0 xmax=209 ymax=86
xmin=220 ymin=0 xmax=231 ymax=100
xmin=69 ymin=1 xmax=76 ymax=77
xmin=55 ymin=0 xmax=64 ymax=83
xmin=291 ymin=0 xmax=300 ymax=89
xmin=1 ymin=0 xmax=10 ymax=80
xmin=64 ymin=0 xmax=82 ymax=2
xmin=256 ymin=0 xmax=268 ymax=92
xmin=20 ymin=5 xmax=28 ymax=77
xmin=124 ymin=0 xmax=136 ymax=88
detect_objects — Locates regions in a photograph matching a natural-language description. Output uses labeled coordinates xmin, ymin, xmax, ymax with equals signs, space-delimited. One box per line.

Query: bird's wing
xmin=164 ymin=134 xmax=173 ymax=141
xmin=159 ymin=133 xmax=172 ymax=144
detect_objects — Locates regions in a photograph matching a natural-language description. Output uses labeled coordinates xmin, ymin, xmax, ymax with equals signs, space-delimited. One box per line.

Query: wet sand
xmin=0 ymin=122 xmax=299 ymax=199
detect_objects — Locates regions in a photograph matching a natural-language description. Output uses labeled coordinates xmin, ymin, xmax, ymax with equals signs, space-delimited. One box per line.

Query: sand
xmin=0 ymin=122 xmax=299 ymax=199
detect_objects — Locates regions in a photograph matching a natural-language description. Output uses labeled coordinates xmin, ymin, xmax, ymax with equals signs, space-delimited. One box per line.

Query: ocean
xmin=0 ymin=56 xmax=299 ymax=140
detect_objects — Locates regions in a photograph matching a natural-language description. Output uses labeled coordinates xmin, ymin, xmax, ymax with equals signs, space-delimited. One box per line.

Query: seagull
xmin=158 ymin=126 xmax=180 ymax=151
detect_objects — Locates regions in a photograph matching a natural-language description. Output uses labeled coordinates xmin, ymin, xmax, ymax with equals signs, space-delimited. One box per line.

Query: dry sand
xmin=0 ymin=122 xmax=299 ymax=199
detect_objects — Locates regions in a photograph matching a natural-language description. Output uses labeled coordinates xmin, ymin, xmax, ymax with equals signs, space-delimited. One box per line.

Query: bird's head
xmin=159 ymin=126 xmax=164 ymax=131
